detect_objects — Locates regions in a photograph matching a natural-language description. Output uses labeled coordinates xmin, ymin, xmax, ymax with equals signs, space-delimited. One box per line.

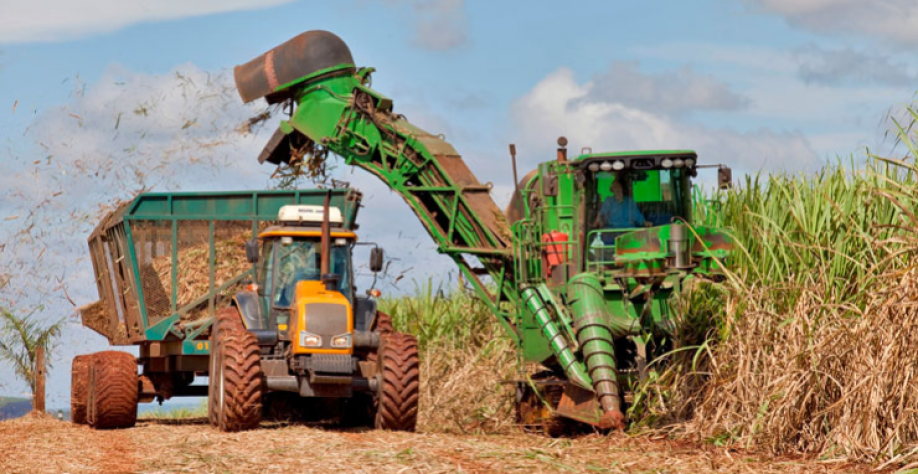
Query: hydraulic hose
xmin=520 ymin=286 xmax=592 ymax=390
xmin=567 ymin=272 xmax=625 ymax=428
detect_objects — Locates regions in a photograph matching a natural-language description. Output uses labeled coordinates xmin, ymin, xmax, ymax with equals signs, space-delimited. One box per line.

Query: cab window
xmin=590 ymin=169 xmax=687 ymax=232
xmin=271 ymin=239 xmax=352 ymax=309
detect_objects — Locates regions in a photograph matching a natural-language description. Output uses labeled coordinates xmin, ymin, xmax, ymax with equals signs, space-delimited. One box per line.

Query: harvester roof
xmin=576 ymin=150 xmax=698 ymax=173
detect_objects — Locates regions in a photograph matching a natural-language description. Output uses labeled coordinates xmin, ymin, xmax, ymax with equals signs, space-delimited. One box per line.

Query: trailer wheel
xmin=208 ymin=307 xmax=245 ymax=425
xmin=87 ymin=351 xmax=138 ymax=429
xmin=215 ymin=329 xmax=263 ymax=432
xmin=70 ymin=354 xmax=92 ymax=424
xmin=374 ymin=332 xmax=419 ymax=431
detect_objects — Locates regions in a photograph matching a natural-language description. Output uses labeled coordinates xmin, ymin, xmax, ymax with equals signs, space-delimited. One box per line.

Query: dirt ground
xmin=0 ymin=414 xmax=881 ymax=473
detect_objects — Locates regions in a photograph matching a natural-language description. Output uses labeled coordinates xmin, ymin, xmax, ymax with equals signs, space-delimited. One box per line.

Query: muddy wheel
xmin=374 ymin=332 xmax=419 ymax=431
xmin=215 ymin=329 xmax=263 ymax=432
xmin=366 ymin=311 xmax=393 ymax=364
xmin=208 ymin=307 xmax=245 ymax=426
xmin=87 ymin=351 xmax=138 ymax=429
xmin=70 ymin=354 xmax=92 ymax=424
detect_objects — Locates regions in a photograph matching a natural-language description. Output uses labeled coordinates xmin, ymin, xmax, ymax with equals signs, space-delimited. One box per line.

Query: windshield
xmin=590 ymin=169 xmax=688 ymax=231
xmin=265 ymin=239 xmax=352 ymax=310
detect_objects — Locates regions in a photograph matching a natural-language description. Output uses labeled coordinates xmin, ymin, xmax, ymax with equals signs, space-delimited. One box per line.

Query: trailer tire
xmin=374 ymin=332 xmax=419 ymax=431
xmin=88 ymin=351 xmax=138 ymax=429
xmin=70 ymin=354 xmax=92 ymax=425
xmin=209 ymin=307 xmax=245 ymax=426
xmin=216 ymin=330 xmax=263 ymax=432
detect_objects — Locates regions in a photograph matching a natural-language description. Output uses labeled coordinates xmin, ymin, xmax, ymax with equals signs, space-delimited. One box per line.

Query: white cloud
xmin=0 ymin=0 xmax=294 ymax=44
xmin=580 ymin=61 xmax=748 ymax=116
xmin=793 ymin=44 xmax=918 ymax=87
xmin=746 ymin=0 xmax=918 ymax=46
xmin=372 ymin=0 xmax=468 ymax=51
xmin=412 ymin=0 xmax=467 ymax=51
xmin=511 ymin=68 xmax=821 ymax=174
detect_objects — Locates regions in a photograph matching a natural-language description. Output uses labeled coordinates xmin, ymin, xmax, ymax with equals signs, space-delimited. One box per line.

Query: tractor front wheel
xmin=214 ymin=329 xmax=263 ymax=432
xmin=208 ymin=307 xmax=245 ymax=425
xmin=374 ymin=332 xmax=419 ymax=431
xmin=87 ymin=351 xmax=138 ymax=429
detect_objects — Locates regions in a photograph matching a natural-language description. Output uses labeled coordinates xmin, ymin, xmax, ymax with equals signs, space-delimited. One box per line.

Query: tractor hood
xmin=613 ymin=224 xmax=732 ymax=276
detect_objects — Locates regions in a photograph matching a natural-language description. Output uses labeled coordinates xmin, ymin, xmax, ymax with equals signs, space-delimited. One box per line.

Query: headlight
xmin=299 ymin=331 xmax=322 ymax=347
xmin=684 ymin=158 xmax=695 ymax=168
xmin=673 ymin=158 xmax=684 ymax=168
xmin=661 ymin=158 xmax=673 ymax=168
xmin=588 ymin=163 xmax=600 ymax=172
xmin=611 ymin=160 xmax=625 ymax=171
xmin=331 ymin=334 xmax=352 ymax=348
xmin=599 ymin=161 xmax=612 ymax=171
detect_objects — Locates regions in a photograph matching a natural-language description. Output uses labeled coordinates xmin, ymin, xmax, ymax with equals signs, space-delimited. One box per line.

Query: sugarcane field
xmin=4 ymin=2 xmax=918 ymax=473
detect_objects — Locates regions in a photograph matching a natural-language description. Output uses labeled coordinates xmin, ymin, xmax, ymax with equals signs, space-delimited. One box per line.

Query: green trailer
xmin=75 ymin=189 xmax=370 ymax=427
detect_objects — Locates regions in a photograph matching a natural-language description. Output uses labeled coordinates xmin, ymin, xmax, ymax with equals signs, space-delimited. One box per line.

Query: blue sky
xmin=1 ymin=0 xmax=917 ymax=406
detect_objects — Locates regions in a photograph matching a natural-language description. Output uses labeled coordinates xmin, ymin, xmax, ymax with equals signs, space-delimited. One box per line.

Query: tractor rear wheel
xmin=215 ymin=329 xmax=263 ymax=432
xmin=70 ymin=354 xmax=92 ymax=424
xmin=87 ymin=351 xmax=138 ymax=429
xmin=208 ymin=307 xmax=245 ymax=425
xmin=374 ymin=332 xmax=419 ymax=431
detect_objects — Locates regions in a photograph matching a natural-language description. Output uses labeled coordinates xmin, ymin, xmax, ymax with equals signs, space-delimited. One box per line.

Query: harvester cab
xmin=579 ymin=151 xmax=696 ymax=269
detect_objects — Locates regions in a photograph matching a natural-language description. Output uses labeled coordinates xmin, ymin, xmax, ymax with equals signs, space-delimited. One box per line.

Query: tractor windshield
xmin=260 ymin=238 xmax=352 ymax=310
xmin=589 ymin=169 xmax=689 ymax=243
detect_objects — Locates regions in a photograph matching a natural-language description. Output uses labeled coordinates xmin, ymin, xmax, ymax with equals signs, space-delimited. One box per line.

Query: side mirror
xmin=717 ymin=166 xmax=733 ymax=190
xmin=370 ymin=247 xmax=384 ymax=273
xmin=245 ymin=239 xmax=259 ymax=264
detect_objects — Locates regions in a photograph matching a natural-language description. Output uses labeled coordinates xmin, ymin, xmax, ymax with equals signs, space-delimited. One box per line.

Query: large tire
xmin=70 ymin=354 xmax=92 ymax=425
xmin=88 ymin=351 xmax=138 ymax=429
xmin=366 ymin=311 xmax=394 ymax=364
xmin=215 ymin=329 xmax=263 ymax=432
xmin=209 ymin=307 xmax=245 ymax=425
xmin=374 ymin=332 xmax=419 ymax=431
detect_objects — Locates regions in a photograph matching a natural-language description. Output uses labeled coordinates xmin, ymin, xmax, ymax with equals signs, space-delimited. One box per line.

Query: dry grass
xmin=417 ymin=322 xmax=518 ymax=435
xmin=0 ymin=414 xmax=879 ymax=473
xmin=639 ymin=150 xmax=918 ymax=468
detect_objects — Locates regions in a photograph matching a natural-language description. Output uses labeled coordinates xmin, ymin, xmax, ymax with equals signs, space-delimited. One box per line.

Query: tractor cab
xmin=237 ymin=204 xmax=379 ymax=357
xmin=255 ymin=209 xmax=355 ymax=328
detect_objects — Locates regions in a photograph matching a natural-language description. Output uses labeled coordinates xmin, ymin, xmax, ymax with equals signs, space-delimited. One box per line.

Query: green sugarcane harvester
xmin=235 ymin=31 xmax=734 ymax=431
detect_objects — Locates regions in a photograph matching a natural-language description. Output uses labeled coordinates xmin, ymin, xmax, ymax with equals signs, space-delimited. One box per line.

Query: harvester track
xmin=88 ymin=351 xmax=138 ymax=429
xmin=375 ymin=332 xmax=419 ymax=431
